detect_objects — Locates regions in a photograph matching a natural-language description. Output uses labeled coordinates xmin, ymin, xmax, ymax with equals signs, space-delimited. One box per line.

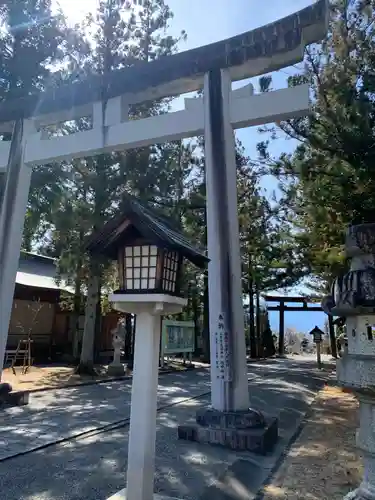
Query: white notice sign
xmin=214 ymin=313 xmax=232 ymax=381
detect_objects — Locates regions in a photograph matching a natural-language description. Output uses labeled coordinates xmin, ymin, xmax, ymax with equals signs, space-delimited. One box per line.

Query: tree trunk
xmin=72 ymin=276 xmax=82 ymax=360
xmin=328 ymin=315 xmax=338 ymax=358
xmin=255 ymin=285 xmax=261 ymax=358
xmin=72 ymin=231 xmax=84 ymax=360
xmin=248 ymin=278 xmax=256 ymax=359
xmin=76 ymin=258 xmax=100 ymax=375
xmin=93 ymin=288 xmax=102 ymax=363
xmin=22 ymin=230 xmax=33 ymax=252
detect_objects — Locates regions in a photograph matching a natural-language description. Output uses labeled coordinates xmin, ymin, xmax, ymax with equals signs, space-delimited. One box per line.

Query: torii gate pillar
xmin=178 ymin=69 xmax=278 ymax=454
xmin=204 ymin=69 xmax=249 ymax=411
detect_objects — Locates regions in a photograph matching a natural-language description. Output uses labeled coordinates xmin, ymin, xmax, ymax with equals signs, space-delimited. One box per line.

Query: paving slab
xmin=0 ymin=357 xmax=330 ymax=500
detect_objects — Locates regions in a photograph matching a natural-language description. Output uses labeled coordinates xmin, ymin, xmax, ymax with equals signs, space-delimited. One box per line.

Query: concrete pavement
xmin=0 ymin=369 xmax=211 ymax=461
xmin=0 ymin=356 xmax=332 ymax=500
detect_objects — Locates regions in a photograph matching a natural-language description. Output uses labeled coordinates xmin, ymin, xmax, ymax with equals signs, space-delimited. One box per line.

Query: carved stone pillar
xmin=322 ymin=223 xmax=375 ymax=500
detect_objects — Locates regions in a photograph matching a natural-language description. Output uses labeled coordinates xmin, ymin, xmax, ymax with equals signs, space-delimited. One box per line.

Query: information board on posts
xmin=161 ymin=320 xmax=195 ymax=355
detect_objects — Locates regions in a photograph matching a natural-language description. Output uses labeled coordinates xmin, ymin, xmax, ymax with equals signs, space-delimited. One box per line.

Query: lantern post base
xmin=338 ymin=383 xmax=375 ymax=500
xmin=109 ymin=293 xmax=187 ymax=500
xmin=320 ymin=223 xmax=375 ymax=500
xmin=107 ymin=489 xmax=180 ymax=500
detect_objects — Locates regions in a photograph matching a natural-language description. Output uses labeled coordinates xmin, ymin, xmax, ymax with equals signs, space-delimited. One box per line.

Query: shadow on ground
xmin=0 ymin=357 xmax=332 ymax=500
xmin=0 ymin=368 xmax=211 ymax=460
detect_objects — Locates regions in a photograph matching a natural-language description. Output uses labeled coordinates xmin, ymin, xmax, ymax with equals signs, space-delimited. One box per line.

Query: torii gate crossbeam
xmin=0 ymin=84 xmax=309 ymax=172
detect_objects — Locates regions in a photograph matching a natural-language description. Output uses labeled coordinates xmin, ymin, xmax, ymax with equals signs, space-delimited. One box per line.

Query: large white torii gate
xmin=0 ymin=1 xmax=328 ymax=498
xmin=0 ymin=82 xmax=309 ymax=380
xmin=0 ymin=76 xmax=310 ymax=500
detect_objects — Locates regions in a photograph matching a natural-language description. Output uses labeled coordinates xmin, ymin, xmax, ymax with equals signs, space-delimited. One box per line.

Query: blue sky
xmin=59 ymin=0 xmax=326 ymax=333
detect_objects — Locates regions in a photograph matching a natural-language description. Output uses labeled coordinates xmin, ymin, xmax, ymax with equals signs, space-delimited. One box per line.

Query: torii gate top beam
xmin=263 ymin=295 xmax=323 ymax=304
xmin=0 ymin=0 xmax=327 ymax=123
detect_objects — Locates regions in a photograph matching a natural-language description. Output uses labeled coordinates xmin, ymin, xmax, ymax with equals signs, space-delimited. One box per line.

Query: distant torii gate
xmin=263 ymin=295 xmax=337 ymax=358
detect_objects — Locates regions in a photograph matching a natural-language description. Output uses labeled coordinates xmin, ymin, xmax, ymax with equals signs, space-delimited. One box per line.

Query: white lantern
xmin=117 ymin=244 xmax=182 ymax=296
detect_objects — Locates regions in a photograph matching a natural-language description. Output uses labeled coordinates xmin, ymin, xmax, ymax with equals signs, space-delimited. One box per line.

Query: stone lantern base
xmin=0 ymin=382 xmax=29 ymax=407
xmin=320 ymin=223 xmax=375 ymax=500
xmin=107 ymin=489 xmax=179 ymax=500
xmin=345 ymin=490 xmax=375 ymax=500
xmin=107 ymin=363 xmax=125 ymax=377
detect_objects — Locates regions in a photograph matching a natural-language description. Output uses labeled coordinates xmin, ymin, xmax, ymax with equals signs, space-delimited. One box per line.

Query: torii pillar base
xmin=178 ymin=408 xmax=278 ymax=454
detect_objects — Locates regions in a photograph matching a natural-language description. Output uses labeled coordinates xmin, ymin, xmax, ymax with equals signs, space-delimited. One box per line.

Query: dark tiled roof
xmin=86 ymin=196 xmax=208 ymax=269
xmin=19 ymin=251 xmax=56 ymax=266
xmin=15 ymin=251 xmax=73 ymax=292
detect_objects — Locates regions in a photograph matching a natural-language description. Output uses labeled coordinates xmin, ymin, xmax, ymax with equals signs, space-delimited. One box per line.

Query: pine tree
xmin=0 ymin=0 xmax=80 ymax=226
xmin=25 ymin=0 xmax=188 ymax=372
xmin=256 ymin=0 xmax=375 ymax=292
xmin=0 ymin=1 xmax=73 ymax=100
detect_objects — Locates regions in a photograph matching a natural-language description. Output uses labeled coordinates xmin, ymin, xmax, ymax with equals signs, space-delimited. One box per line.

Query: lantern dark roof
xmin=86 ymin=196 xmax=208 ymax=269
xmin=309 ymin=326 xmax=325 ymax=336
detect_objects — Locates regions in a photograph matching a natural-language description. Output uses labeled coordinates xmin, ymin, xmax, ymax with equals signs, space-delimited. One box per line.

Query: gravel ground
xmin=0 ymin=357 xmax=330 ymax=500
xmin=0 ymin=369 xmax=211 ymax=460
xmin=262 ymin=385 xmax=361 ymax=500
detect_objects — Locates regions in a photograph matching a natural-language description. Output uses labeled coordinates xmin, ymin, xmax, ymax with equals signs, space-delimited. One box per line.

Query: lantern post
xmin=86 ymin=196 xmax=208 ymax=500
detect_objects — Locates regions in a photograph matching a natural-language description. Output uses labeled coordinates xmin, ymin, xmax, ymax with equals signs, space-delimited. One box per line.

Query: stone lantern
xmin=86 ymin=195 xmax=208 ymax=500
xmin=322 ymin=223 xmax=375 ymax=500
xmin=107 ymin=318 xmax=126 ymax=377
